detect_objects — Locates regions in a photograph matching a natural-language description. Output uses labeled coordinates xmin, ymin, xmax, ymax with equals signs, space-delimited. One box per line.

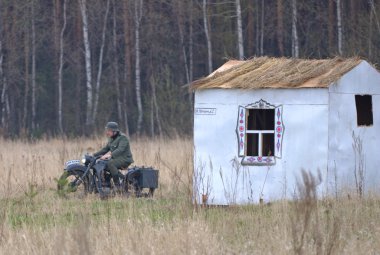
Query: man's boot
xmin=112 ymin=175 xmax=123 ymax=193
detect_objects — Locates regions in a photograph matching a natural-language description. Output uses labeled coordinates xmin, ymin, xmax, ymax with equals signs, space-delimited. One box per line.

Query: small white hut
xmin=191 ymin=57 xmax=380 ymax=205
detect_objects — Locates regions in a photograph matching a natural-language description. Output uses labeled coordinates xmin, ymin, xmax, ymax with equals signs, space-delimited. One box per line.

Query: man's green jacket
xmin=94 ymin=133 xmax=134 ymax=164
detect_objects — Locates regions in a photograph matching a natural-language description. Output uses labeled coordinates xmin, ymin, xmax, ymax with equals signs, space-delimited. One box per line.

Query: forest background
xmin=0 ymin=0 xmax=379 ymax=138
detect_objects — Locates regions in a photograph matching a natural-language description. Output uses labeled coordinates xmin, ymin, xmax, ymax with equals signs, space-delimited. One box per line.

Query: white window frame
xmin=236 ymin=99 xmax=285 ymax=166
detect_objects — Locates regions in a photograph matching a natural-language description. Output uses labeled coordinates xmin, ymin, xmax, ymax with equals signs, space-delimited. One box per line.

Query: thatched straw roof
xmin=190 ymin=57 xmax=363 ymax=90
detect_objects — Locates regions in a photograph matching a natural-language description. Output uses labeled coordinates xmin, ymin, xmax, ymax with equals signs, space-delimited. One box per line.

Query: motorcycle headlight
xmin=81 ymin=156 xmax=87 ymax=164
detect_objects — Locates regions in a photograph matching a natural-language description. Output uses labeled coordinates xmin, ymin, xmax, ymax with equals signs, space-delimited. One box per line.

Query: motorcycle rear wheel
xmin=124 ymin=179 xmax=155 ymax=198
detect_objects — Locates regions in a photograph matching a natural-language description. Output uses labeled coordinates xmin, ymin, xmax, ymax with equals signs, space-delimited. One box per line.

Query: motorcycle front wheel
xmin=57 ymin=170 xmax=90 ymax=199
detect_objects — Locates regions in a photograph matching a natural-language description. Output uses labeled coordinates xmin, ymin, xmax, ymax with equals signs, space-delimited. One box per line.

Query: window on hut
xmin=355 ymin=95 xmax=373 ymax=126
xmin=246 ymin=109 xmax=275 ymax=157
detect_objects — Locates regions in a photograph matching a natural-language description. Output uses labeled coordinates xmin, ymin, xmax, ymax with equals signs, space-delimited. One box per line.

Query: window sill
xmin=241 ymin=156 xmax=276 ymax=166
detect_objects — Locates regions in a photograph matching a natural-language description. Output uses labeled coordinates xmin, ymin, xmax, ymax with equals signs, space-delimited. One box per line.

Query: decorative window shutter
xmin=237 ymin=106 xmax=246 ymax=157
xmin=274 ymin=105 xmax=285 ymax=158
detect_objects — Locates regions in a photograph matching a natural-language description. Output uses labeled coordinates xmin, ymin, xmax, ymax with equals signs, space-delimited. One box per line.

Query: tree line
xmin=0 ymin=0 xmax=379 ymax=138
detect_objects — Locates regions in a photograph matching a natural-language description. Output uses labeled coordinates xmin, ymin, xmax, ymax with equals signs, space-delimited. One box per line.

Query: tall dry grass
xmin=0 ymin=137 xmax=192 ymax=197
xmin=0 ymin=137 xmax=379 ymax=254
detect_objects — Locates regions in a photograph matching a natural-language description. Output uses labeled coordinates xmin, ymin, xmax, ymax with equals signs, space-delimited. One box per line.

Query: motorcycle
xmin=57 ymin=154 xmax=159 ymax=199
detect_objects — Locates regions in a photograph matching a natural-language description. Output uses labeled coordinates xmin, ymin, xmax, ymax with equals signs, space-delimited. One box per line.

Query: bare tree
xmin=336 ymin=0 xmax=343 ymax=55
xmin=23 ymin=17 xmax=30 ymax=132
xmin=123 ymin=0 xmax=132 ymax=84
xmin=247 ymin=1 xmax=254 ymax=56
xmin=0 ymin=77 xmax=9 ymax=130
xmin=176 ymin=1 xmax=190 ymax=84
xmin=291 ymin=0 xmax=299 ymax=58
xmin=189 ymin=0 xmax=194 ymax=85
xmin=350 ymin=0 xmax=357 ymax=24
xmin=369 ymin=0 xmax=373 ymax=59
xmin=149 ymin=75 xmax=162 ymax=137
xmin=73 ymin=9 xmax=84 ymax=133
xmin=235 ymin=0 xmax=244 ymax=59
xmin=260 ymin=0 xmax=264 ymax=56
xmin=0 ymin=40 xmax=3 ymax=108
xmin=31 ymin=0 xmax=36 ymax=131
xmin=277 ymin=0 xmax=284 ymax=56
xmin=188 ymin=0 xmax=194 ymax=107
xmin=78 ymin=0 xmax=93 ymax=128
xmin=135 ymin=0 xmax=143 ymax=134
xmin=92 ymin=0 xmax=110 ymax=122
xmin=255 ymin=0 xmax=259 ymax=55
xmin=58 ymin=0 xmax=67 ymax=134
xmin=123 ymin=0 xmax=132 ymax=136
xmin=369 ymin=0 xmax=380 ymax=35
xmin=0 ymin=3 xmax=9 ymax=130
xmin=112 ymin=0 xmax=128 ymax=136
xmin=328 ymin=0 xmax=334 ymax=53
xmin=202 ymin=0 xmax=213 ymax=73
xmin=0 ymin=36 xmax=6 ymax=128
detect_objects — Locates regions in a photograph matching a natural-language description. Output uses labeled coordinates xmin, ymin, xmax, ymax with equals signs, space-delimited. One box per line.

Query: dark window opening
xmin=355 ymin=95 xmax=373 ymax=126
xmin=247 ymin=109 xmax=275 ymax=130
xmin=262 ymin=134 xmax=274 ymax=156
xmin=247 ymin=134 xmax=259 ymax=156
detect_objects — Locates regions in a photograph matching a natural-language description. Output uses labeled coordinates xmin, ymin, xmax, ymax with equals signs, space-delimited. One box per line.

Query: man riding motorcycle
xmin=93 ymin=122 xmax=134 ymax=190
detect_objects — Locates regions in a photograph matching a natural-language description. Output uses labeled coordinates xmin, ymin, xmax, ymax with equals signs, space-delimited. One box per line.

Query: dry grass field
xmin=0 ymin=137 xmax=379 ymax=254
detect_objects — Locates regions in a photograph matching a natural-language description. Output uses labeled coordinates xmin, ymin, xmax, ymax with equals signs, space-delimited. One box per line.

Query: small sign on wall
xmin=195 ymin=108 xmax=217 ymax=115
